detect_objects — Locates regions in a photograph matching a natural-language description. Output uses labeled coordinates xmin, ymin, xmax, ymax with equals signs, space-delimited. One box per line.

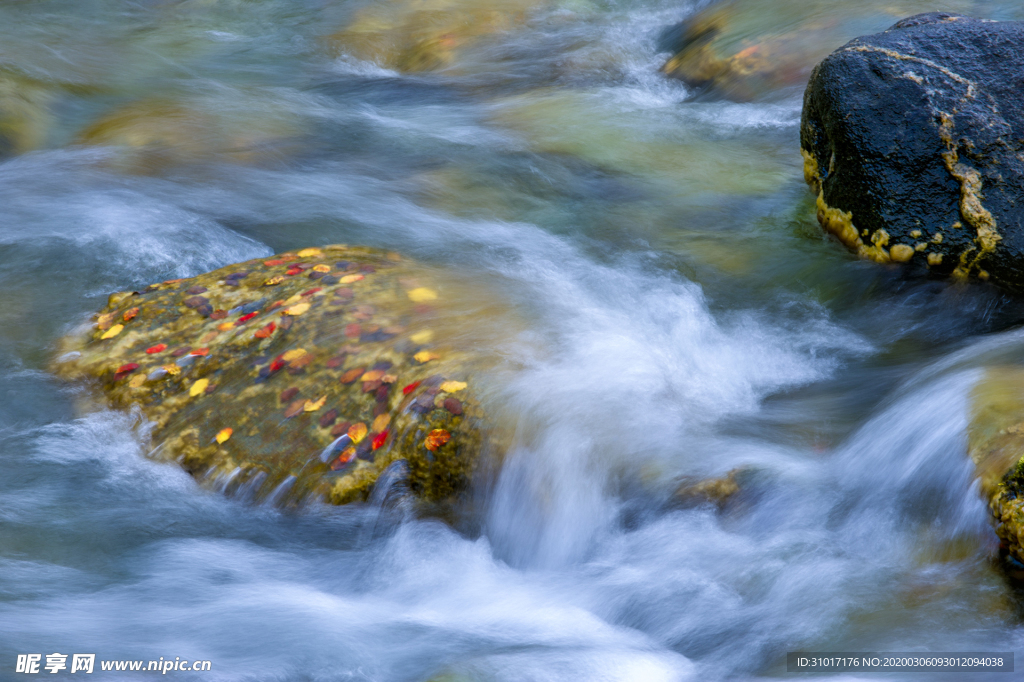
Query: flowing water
xmin=3 ymin=0 xmax=1024 ymax=679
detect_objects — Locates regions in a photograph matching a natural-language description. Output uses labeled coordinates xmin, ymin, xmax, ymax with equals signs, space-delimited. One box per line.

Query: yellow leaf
xmin=264 ymin=275 xmax=285 ymax=286
xmin=284 ymin=303 xmax=310 ymax=316
xmin=410 ymin=330 xmax=433 ymax=344
xmin=297 ymin=248 xmax=322 ymax=257
xmin=440 ymin=380 xmax=467 ymax=393
xmin=360 ymin=369 xmax=385 ymax=382
xmin=189 ymin=378 xmax=209 ymax=397
xmin=216 ymin=428 xmax=233 ymax=444
xmin=372 ymin=414 xmax=391 ymax=432
xmin=407 ymin=287 xmax=438 ymax=303
xmin=284 ymin=294 xmax=302 ymax=305
xmin=96 ymin=313 xmax=116 ymax=330
xmin=100 ymin=324 xmax=124 ymax=339
xmin=128 ymin=374 xmax=146 ymax=388
xmin=162 ymin=364 xmax=181 ymax=376
xmin=304 ymin=396 xmax=326 ymax=412
xmin=339 ymin=274 xmax=364 ymax=284
xmin=348 ymin=422 xmax=368 ymax=443
xmin=313 ymin=264 xmax=331 ymax=273
xmin=282 ymin=348 xmax=308 ymax=362
xmin=382 ymin=374 xmax=397 ymax=384
xmin=414 ymin=351 xmax=439 ymax=363
xmin=217 ymin=322 xmax=233 ymax=331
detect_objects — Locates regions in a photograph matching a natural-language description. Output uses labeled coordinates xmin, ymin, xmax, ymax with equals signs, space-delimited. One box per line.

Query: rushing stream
xmin=3 ymin=0 xmax=1024 ymax=679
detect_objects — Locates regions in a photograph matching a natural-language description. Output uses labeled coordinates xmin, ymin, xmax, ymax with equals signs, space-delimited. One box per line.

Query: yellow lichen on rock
xmin=968 ymin=368 xmax=1024 ymax=565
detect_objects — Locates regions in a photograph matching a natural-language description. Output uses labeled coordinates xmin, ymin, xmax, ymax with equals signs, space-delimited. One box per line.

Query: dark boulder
xmin=801 ymin=13 xmax=1024 ymax=289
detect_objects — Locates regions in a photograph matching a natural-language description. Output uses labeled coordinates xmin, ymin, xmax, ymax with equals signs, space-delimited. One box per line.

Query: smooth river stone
xmin=53 ymin=245 xmax=491 ymax=508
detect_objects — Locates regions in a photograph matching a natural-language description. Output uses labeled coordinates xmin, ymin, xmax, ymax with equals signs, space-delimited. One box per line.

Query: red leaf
xmin=254 ymin=322 xmax=276 ymax=339
xmin=116 ymin=363 xmax=139 ymax=374
xmin=145 ymin=344 xmax=167 ymax=354
xmin=236 ymin=312 xmax=259 ymax=325
xmin=402 ymin=381 xmax=421 ymax=395
xmin=301 ymin=287 xmax=322 ymax=297
xmin=372 ymin=430 xmax=388 ymax=450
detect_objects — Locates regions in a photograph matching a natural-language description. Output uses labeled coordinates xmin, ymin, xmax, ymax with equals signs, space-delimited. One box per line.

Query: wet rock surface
xmin=53 ymin=245 xmax=492 ymax=509
xmin=969 ymin=368 xmax=1024 ymax=568
xmin=801 ymin=12 xmax=1024 ymax=290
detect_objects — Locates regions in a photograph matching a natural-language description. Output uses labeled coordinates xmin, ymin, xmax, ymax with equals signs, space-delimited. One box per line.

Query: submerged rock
xmin=325 ymin=0 xmax=539 ymax=73
xmin=801 ymin=13 xmax=1024 ymax=290
xmin=53 ymin=245 xmax=493 ymax=508
xmin=969 ymin=368 xmax=1024 ymax=567
xmin=661 ymin=0 xmax=967 ymax=100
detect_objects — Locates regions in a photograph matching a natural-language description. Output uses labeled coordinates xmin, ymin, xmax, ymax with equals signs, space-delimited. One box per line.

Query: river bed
xmin=2 ymin=0 xmax=1024 ymax=679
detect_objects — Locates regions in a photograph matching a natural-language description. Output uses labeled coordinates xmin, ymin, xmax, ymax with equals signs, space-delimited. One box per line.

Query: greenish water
xmin=1 ymin=0 xmax=1024 ymax=679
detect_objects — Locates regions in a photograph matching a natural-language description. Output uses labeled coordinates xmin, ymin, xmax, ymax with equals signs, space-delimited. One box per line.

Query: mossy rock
xmin=53 ymin=245 xmax=495 ymax=508
xmin=325 ymin=0 xmax=539 ymax=73
xmin=968 ymin=367 xmax=1024 ymax=566
xmin=0 ymin=72 xmax=56 ymax=156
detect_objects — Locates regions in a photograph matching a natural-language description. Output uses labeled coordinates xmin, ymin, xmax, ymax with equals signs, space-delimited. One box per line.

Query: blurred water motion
xmin=1 ymin=0 xmax=1024 ymax=679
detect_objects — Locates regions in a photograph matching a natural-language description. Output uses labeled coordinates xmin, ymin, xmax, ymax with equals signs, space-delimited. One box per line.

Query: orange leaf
xmin=360 ymin=369 xmax=385 ymax=382
xmin=215 ymin=428 xmax=233 ymax=444
xmin=348 ymin=422 xmax=368 ymax=443
xmin=330 ymin=446 xmax=357 ymax=470
xmin=424 ymin=429 xmax=451 ymax=451
xmin=146 ymin=343 xmax=167 ymax=354
xmin=340 ymin=367 xmax=365 ymax=384
xmin=123 ymin=307 xmax=140 ymax=322
xmin=371 ymin=413 xmax=391 ymax=432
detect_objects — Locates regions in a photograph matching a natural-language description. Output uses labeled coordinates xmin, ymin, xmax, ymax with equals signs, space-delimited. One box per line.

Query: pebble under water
xmin=2 ymin=0 xmax=1024 ymax=679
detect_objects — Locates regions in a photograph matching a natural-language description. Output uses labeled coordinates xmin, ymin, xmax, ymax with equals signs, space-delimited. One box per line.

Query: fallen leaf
xmin=264 ymin=275 xmax=285 ymax=286
xmin=339 ymin=274 xmax=364 ymax=284
xmin=340 ymin=367 xmax=365 ymax=384
xmin=414 ymin=351 xmax=439 ymax=363
xmin=284 ymin=399 xmax=306 ymax=418
xmin=210 ymin=310 xmax=228 ymax=319
xmin=96 ymin=312 xmax=116 ymax=330
xmin=264 ymin=259 xmax=285 ymax=266
xmin=348 ymin=422 xmax=368 ymax=443
xmin=330 ymin=446 xmax=356 ymax=470
xmin=254 ymin=322 xmax=276 ymax=338
xmin=282 ymin=349 xmax=308 ymax=362
xmin=424 ymin=429 xmax=451 ymax=451
xmin=312 ymin=264 xmax=331 ymax=273
xmin=410 ymin=330 xmax=433 ymax=344
xmin=129 ymin=374 xmax=147 ymax=388
xmin=163 ymin=364 xmax=181 ymax=376
xmin=360 ymin=369 xmax=385 ymax=382
xmin=382 ymin=374 xmax=397 ymax=384
xmin=283 ymin=303 xmax=310 ymax=316
xmin=319 ymin=408 xmax=339 ymax=428
xmin=236 ymin=312 xmax=259 ymax=324
xmin=269 ymin=356 xmax=286 ymax=373
xmin=371 ymin=414 xmax=391 ymax=432
xmin=101 ymin=324 xmax=124 ymax=339
xmin=191 ymin=348 xmax=210 ymax=356
xmin=116 ymin=363 xmax=139 ymax=374
xmin=372 ymin=430 xmax=388 ymax=450
xmin=216 ymin=428 xmax=233 ymax=444
xmin=407 ymin=287 xmax=438 ymax=303
xmin=301 ymin=287 xmax=322 ymax=297
xmin=443 ymin=397 xmax=463 ymax=415
xmin=297 ymin=248 xmax=322 ymax=257
xmin=217 ymin=322 xmax=234 ymax=331
xmin=280 ymin=387 xmax=299 ymax=402
xmin=440 ymin=380 xmax=467 ymax=393
xmin=402 ymin=381 xmax=421 ymax=395
xmin=304 ymin=396 xmax=326 ymax=412
xmin=344 ymin=323 xmax=361 ymax=338
xmin=285 ymin=267 xmax=302 ymax=276
xmin=122 ymin=307 xmax=140 ymax=322
xmin=189 ymin=378 xmax=209 ymax=396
